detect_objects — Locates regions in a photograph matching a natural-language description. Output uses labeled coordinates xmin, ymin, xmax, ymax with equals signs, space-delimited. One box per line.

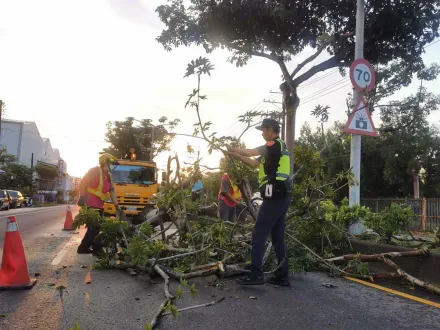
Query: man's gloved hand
xmin=77 ymin=196 xmax=88 ymax=206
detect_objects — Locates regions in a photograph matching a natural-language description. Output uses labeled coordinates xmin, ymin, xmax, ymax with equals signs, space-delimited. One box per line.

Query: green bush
xmin=364 ymin=203 xmax=415 ymax=241
xmin=335 ymin=198 xmax=372 ymax=228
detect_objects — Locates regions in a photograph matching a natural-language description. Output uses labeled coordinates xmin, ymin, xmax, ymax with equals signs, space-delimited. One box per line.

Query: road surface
xmin=0 ymin=206 xmax=439 ymax=330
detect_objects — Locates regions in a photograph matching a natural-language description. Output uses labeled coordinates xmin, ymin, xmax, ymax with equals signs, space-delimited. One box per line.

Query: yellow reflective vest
xmin=87 ymin=167 xmax=110 ymax=201
xmin=258 ymin=138 xmax=291 ymax=187
xmin=218 ymin=174 xmax=242 ymax=206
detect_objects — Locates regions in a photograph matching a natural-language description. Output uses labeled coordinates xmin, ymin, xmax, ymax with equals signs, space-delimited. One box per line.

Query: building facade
xmin=1 ymin=119 xmax=71 ymax=201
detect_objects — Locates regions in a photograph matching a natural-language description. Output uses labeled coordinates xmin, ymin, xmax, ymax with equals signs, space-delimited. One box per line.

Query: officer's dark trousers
xmin=250 ymin=196 xmax=292 ymax=277
xmin=78 ymin=208 xmax=104 ymax=252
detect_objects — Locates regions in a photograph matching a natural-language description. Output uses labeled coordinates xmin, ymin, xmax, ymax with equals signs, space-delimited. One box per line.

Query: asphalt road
xmin=0 ymin=205 xmax=74 ymax=247
xmin=0 ymin=206 xmax=439 ymax=330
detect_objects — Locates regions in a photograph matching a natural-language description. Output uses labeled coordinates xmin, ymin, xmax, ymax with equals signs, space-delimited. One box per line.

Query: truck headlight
xmin=150 ymin=193 xmax=157 ymax=204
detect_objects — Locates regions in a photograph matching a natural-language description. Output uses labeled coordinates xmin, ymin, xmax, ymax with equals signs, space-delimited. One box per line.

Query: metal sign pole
xmin=348 ymin=0 xmax=366 ymax=234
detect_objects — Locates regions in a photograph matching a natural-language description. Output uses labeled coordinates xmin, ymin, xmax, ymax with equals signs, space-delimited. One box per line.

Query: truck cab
xmin=104 ymin=154 xmax=158 ymax=219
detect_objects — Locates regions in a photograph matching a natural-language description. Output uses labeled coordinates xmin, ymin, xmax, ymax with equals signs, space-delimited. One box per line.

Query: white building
xmin=0 ymin=119 xmax=44 ymax=167
xmin=1 ymin=119 xmax=71 ymax=201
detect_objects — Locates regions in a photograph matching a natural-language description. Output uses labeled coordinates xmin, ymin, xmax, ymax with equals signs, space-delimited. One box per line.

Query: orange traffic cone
xmin=63 ymin=206 xmax=74 ymax=231
xmin=0 ymin=216 xmax=37 ymax=290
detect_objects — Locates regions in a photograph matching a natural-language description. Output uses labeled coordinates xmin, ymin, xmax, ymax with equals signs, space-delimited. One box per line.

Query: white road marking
xmin=51 ymin=236 xmax=82 ymax=266
xmin=0 ymin=206 xmax=68 ymax=219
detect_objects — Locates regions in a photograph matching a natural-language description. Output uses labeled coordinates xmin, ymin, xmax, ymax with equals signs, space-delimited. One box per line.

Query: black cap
xmin=256 ymin=118 xmax=280 ymax=133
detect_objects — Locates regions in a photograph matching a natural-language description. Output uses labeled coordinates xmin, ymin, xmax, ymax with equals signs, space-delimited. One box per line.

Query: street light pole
xmin=348 ymin=0 xmax=367 ymax=234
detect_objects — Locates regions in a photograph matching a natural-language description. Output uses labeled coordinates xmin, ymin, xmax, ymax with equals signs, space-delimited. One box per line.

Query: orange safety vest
xmin=218 ymin=174 xmax=242 ymax=207
xmin=86 ymin=167 xmax=110 ymax=201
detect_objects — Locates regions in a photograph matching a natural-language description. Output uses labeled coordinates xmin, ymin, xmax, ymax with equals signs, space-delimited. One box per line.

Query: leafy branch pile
xmin=74 ymin=57 xmax=440 ymax=329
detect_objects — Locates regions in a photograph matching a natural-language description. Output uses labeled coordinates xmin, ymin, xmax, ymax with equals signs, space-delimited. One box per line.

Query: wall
xmin=20 ymin=122 xmax=43 ymax=167
xmin=0 ymin=121 xmax=22 ymax=159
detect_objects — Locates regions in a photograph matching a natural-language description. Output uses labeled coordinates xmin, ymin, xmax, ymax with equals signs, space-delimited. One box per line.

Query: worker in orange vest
xmin=77 ymin=153 xmax=120 ymax=256
xmin=218 ymin=173 xmax=242 ymax=222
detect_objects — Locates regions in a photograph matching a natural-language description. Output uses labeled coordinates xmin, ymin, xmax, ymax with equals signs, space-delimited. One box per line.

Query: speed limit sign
xmin=349 ymin=58 xmax=375 ymax=93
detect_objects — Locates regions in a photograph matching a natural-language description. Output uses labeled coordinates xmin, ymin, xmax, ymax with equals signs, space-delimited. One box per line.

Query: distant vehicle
xmin=0 ymin=190 xmax=12 ymax=210
xmin=7 ymin=190 xmax=25 ymax=208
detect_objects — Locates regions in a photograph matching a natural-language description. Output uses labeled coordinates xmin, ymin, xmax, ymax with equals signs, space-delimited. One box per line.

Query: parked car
xmin=0 ymin=190 xmax=12 ymax=210
xmin=7 ymin=190 xmax=25 ymax=208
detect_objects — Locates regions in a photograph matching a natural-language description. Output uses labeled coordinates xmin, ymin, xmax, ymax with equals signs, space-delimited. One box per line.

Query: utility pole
xmin=150 ymin=125 xmax=155 ymax=161
xmin=263 ymin=98 xmax=286 ymax=140
xmin=348 ymin=0 xmax=366 ymax=234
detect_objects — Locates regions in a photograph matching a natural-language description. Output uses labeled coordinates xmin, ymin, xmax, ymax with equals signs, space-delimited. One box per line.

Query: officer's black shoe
xmin=236 ymin=273 xmax=265 ymax=285
xmin=266 ymin=274 xmax=291 ymax=287
xmin=91 ymin=248 xmax=106 ymax=258
xmin=77 ymin=246 xmax=93 ymax=254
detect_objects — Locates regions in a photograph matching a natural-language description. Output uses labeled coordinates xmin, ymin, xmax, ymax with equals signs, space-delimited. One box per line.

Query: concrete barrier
xmin=342 ymin=239 xmax=440 ymax=286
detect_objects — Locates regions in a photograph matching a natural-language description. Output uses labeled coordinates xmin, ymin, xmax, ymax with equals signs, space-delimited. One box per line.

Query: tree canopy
xmin=103 ymin=116 xmax=180 ymax=161
xmin=156 ymin=0 xmax=440 ymax=154
xmin=297 ymin=86 xmax=440 ymax=198
xmin=35 ymin=163 xmax=59 ymax=180
xmin=0 ymin=163 xmax=34 ymax=190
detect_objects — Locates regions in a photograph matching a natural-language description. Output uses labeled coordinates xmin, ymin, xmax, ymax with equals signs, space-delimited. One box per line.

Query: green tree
xmin=0 ymin=163 xmax=34 ymax=190
xmin=298 ymin=87 xmax=440 ymax=198
xmin=69 ymin=188 xmax=80 ymax=201
xmin=35 ymin=163 xmax=59 ymax=180
xmin=0 ymin=147 xmax=18 ymax=165
xmin=310 ymin=105 xmax=330 ymax=138
xmin=103 ymin=116 xmax=180 ymax=160
xmin=156 ymin=0 xmax=440 ymax=159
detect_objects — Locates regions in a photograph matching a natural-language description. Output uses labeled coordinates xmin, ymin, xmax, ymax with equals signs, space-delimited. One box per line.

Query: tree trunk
xmin=282 ymin=85 xmax=300 ymax=174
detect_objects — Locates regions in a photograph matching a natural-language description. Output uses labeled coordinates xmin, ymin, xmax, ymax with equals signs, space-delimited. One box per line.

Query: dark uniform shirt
xmin=256 ymin=137 xmax=292 ymax=200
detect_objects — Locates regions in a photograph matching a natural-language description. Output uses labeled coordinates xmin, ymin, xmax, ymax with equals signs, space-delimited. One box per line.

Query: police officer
xmin=226 ymin=118 xmax=292 ymax=286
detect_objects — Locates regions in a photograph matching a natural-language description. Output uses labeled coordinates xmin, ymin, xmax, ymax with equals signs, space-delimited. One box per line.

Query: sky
xmin=0 ymin=0 xmax=439 ymax=177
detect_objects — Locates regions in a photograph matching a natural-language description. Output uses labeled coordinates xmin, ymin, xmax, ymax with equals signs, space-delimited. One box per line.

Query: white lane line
xmin=0 ymin=206 xmax=68 ymax=219
xmin=51 ymin=236 xmax=82 ymax=266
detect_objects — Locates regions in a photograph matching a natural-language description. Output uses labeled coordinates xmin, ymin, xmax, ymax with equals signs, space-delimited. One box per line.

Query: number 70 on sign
xmin=349 ymin=58 xmax=376 ymax=93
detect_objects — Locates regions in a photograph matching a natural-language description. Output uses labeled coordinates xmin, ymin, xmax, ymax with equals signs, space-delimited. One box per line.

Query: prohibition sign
xmin=350 ymin=58 xmax=375 ymax=93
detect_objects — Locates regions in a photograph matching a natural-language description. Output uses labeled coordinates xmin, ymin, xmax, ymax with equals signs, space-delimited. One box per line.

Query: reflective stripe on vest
xmin=258 ymin=138 xmax=291 ymax=187
xmin=218 ymin=175 xmax=242 ymax=201
xmin=87 ymin=167 xmax=108 ymax=201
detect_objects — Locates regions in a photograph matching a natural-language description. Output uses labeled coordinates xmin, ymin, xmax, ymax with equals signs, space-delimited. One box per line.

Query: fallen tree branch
xmin=162 ymin=266 xmax=218 ymax=280
xmin=162 ymin=297 xmax=226 ymax=317
xmin=381 ymin=257 xmax=440 ymax=295
xmin=165 ymin=246 xmax=193 ymax=254
xmin=325 ymin=249 xmax=429 ymax=264
xmin=150 ymin=265 xmax=175 ymax=329
xmin=262 ymin=241 xmax=272 ymax=266
xmin=157 ymin=245 xmax=212 ymax=263
xmin=286 ymin=232 xmax=347 ymax=276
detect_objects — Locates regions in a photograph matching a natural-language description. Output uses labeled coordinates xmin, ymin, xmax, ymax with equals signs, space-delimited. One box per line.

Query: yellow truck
xmin=103 ymin=152 xmax=160 ymax=222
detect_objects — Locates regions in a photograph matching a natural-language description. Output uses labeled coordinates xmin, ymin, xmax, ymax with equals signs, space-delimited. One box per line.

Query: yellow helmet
xmin=99 ymin=153 xmax=115 ymax=165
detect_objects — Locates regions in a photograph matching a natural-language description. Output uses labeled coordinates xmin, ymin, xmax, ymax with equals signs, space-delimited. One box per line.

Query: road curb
xmin=343 ymin=239 xmax=440 ymax=286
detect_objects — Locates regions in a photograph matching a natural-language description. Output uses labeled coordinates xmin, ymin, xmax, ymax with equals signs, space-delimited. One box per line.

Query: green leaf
xmin=179 ymin=278 xmax=188 ymax=288
xmin=175 ymin=285 xmax=184 ymax=300
xmin=190 ymin=284 xmax=198 ymax=298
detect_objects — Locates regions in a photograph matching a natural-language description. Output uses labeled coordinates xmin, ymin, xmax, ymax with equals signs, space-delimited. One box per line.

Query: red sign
xmin=350 ymin=59 xmax=376 ymax=93
xmin=344 ymin=97 xmax=378 ymax=137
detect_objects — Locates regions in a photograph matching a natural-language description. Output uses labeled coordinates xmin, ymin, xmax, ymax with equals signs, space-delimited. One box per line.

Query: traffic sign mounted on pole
xmin=344 ymin=97 xmax=378 ymax=137
xmin=350 ymin=58 xmax=376 ymax=93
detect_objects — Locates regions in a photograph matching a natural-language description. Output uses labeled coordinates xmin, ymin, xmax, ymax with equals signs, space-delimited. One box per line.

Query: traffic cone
xmin=63 ymin=206 xmax=74 ymax=231
xmin=0 ymin=216 xmax=37 ymax=290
